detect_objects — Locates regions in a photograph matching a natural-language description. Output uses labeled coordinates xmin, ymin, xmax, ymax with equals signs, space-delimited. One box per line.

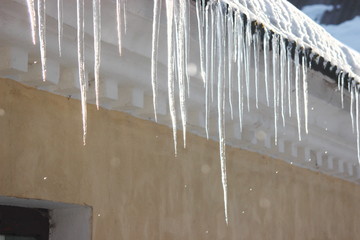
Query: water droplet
xmin=184 ymin=185 xmax=187 ymax=188
xmin=242 ymin=211 xmax=245 ymax=214
xmin=187 ymin=63 xmax=198 ymax=77
xmin=311 ymin=107 xmax=314 ymax=110
xmin=255 ymin=130 xmax=267 ymax=141
xmin=97 ymin=214 xmax=101 ymax=217
xmin=325 ymin=151 xmax=328 ymax=154
xmin=249 ymin=188 xmax=253 ymax=191
xmin=290 ymin=162 xmax=293 ymax=165
xmin=43 ymin=177 xmax=47 ymax=180
xmin=275 ymin=171 xmax=279 ymax=174
xmin=259 ymin=198 xmax=271 ymax=208
xmin=201 ymin=164 xmax=210 ymax=174
xmin=205 ymin=230 xmax=209 ymax=234
xmin=325 ymin=128 xmax=328 ymax=131
xmin=308 ymin=158 xmax=311 ymax=162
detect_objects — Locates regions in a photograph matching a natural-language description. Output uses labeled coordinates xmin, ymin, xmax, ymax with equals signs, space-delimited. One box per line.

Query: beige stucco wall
xmin=1 ymin=78 xmax=360 ymax=239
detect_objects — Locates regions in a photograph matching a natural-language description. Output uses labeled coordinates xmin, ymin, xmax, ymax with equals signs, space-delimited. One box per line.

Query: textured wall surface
xmin=1 ymin=78 xmax=360 ymax=239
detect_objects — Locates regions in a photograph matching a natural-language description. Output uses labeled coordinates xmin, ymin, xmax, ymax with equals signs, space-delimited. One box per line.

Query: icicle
xmin=196 ymin=0 xmax=206 ymax=83
xmin=341 ymin=72 xmax=345 ymax=109
xmin=165 ymin=0 xmax=177 ymax=155
xmin=237 ymin=13 xmax=244 ymax=133
xmin=356 ymin=87 xmax=360 ymax=163
xmin=184 ymin=0 xmax=190 ymax=97
xmin=227 ymin=12 xmax=234 ymax=118
xmin=253 ymin=26 xmax=259 ymax=109
xmin=337 ymin=71 xmax=342 ymax=91
xmin=294 ymin=46 xmax=301 ymax=141
xmin=57 ymin=0 xmax=63 ymax=56
xmin=178 ymin=0 xmax=187 ymax=148
xmin=280 ymin=36 xmax=286 ymax=126
xmin=151 ymin=0 xmax=162 ymax=122
xmin=26 ymin=0 xmax=36 ymax=45
xmin=205 ymin=5 xmax=210 ymax=139
xmin=210 ymin=6 xmax=215 ymax=101
xmin=272 ymin=34 xmax=279 ymax=145
xmin=77 ymin=0 xmax=87 ymax=145
xmin=351 ymin=82 xmax=355 ymax=133
xmin=116 ymin=0 xmax=122 ymax=55
xmin=263 ymin=29 xmax=270 ymax=106
xmin=233 ymin=13 xmax=238 ymax=63
xmin=216 ymin=5 xmax=228 ymax=225
xmin=244 ymin=17 xmax=251 ymax=111
xmin=123 ymin=0 xmax=127 ymax=34
xmin=38 ymin=0 xmax=46 ymax=82
xmin=287 ymin=44 xmax=292 ymax=117
xmin=302 ymin=53 xmax=309 ymax=134
xmin=93 ymin=0 xmax=101 ymax=110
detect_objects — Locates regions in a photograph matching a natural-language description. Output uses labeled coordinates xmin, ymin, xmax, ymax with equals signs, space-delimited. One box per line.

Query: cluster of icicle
xmin=24 ymin=0 xmax=360 ymax=224
xmin=26 ymin=0 xmax=127 ymax=145
xmin=150 ymin=0 xmax=360 ymax=224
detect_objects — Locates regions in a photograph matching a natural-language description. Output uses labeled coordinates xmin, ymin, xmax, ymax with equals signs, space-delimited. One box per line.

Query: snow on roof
xmin=223 ymin=0 xmax=360 ymax=81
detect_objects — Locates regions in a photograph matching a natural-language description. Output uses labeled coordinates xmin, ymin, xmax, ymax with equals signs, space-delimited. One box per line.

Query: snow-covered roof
xmin=223 ymin=0 xmax=360 ymax=81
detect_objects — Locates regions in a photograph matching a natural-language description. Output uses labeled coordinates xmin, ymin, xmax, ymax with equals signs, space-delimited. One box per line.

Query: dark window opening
xmin=0 ymin=205 xmax=49 ymax=240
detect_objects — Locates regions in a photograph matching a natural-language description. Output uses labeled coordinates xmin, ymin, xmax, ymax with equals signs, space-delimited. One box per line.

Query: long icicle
xmin=123 ymin=0 xmax=127 ymax=34
xmin=295 ymin=46 xmax=301 ymax=141
xmin=287 ymin=43 xmax=292 ymax=117
xmin=184 ymin=0 xmax=190 ymax=97
xmin=272 ymin=34 xmax=279 ymax=145
xmin=237 ymin=13 xmax=244 ymax=133
xmin=165 ymin=0 xmax=177 ymax=155
xmin=302 ymin=52 xmax=309 ymax=134
xmin=280 ymin=36 xmax=286 ymax=126
xmin=38 ymin=0 xmax=46 ymax=81
xmin=351 ymin=82 xmax=355 ymax=133
xmin=205 ymin=5 xmax=210 ymax=139
xmin=77 ymin=0 xmax=87 ymax=145
xmin=178 ymin=0 xmax=187 ymax=148
xmin=57 ymin=0 xmax=63 ymax=56
xmin=356 ymin=87 xmax=360 ymax=163
xmin=253 ymin=26 xmax=259 ymax=109
xmin=151 ymin=0 xmax=162 ymax=122
xmin=227 ymin=12 xmax=234 ymax=118
xmin=93 ymin=0 xmax=101 ymax=110
xmin=116 ymin=0 xmax=122 ymax=55
xmin=216 ymin=4 xmax=228 ymax=225
xmin=341 ymin=72 xmax=345 ymax=109
xmin=26 ymin=0 xmax=36 ymax=45
xmin=263 ymin=29 xmax=270 ymax=106
xmin=196 ymin=0 xmax=206 ymax=83
xmin=210 ymin=5 xmax=215 ymax=101
xmin=244 ymin=17 xmax=251 ymax=111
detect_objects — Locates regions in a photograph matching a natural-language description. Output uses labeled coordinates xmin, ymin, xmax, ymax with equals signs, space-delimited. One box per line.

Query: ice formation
xmin=25 ymin=0 xmax=360 ymax=224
